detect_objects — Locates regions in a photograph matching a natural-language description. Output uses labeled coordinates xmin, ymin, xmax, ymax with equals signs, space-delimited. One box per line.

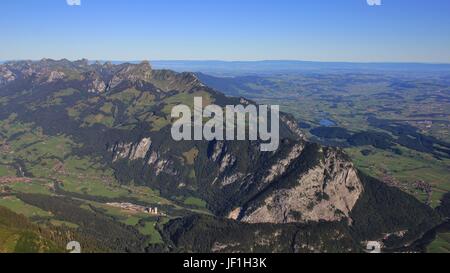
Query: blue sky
xmin=1 ymin=0 xmax=450 ymax=63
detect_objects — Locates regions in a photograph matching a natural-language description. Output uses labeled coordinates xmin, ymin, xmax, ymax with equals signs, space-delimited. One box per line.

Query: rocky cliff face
xmin=109 ymin=137 xmax=179 ymax=177
xmin=238 ymin=148 xmax=363 ymax=224
xmin=0 ymin=67 xmax=16 ymax=85
xmin=111 ymin=137 xmax=153 ymax=162
xmin=83 ymin=71 xmax=107 ymax=93
xmin=205 ymin=136 xmax=364 ymax=224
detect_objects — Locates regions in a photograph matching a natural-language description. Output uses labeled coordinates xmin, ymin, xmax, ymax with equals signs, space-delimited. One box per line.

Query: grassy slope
xmin=0 ymin=113 xmax=210 ymax=249
xmin=427 ymin=233 xmax=450 ymax=253
xmin=0 ymin=206 xmax=62 ymax=253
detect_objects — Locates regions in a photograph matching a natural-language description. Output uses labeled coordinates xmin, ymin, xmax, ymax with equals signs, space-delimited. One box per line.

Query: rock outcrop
xmin=111 ymin=137 xmax=152 ymax=162
xmin=0 ymin=67 xmax=16 ymax=85
xmin=239 ymin=148 xmax=363 ymax=224
xmin=84 ymin=71 xmax=107 ymax=93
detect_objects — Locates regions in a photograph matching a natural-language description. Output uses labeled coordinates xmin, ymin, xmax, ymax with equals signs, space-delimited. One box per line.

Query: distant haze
xmin=149 ymin=60 xmax=450 ymax=75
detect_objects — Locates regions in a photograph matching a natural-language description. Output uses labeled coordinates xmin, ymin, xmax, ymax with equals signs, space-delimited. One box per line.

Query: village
xmin=0 ymin=176 xmax=33 ymax=185
xmin=106 ymin=202 xmax=164 ymax=216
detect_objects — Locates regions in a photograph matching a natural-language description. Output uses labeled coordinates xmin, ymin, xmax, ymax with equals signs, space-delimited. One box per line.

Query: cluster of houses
xmin=0 ymin=176 xmax=33 ymax=185
xmin=106 ymin=202 xmax=161 ymax=215
xmin=415 ymin=120 xmax=433 ymax=129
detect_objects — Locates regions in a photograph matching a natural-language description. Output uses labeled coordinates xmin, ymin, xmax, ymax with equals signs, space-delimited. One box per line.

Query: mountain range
xmin=0 ymin=59 xmax=442 ymax=253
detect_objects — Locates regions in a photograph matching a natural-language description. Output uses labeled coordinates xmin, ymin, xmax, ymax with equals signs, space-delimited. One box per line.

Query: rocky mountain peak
xmin=0 ymin=66 xmax=16 ymax=85
xmin=83 ymin=70 xmax=107 ymax=93
xmin=139 ymin=60 xmax=152 ymax=69
xmin=106 ymin=61 xmax=154 ymax=90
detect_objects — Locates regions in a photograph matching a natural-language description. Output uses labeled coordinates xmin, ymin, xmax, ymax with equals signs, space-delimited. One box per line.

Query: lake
xmin=319 ymin=119 xmax=336 ymax=127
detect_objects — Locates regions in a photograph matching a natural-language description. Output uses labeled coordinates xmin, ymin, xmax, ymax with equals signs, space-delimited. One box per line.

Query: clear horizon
xmin=1 ymin=0 xmax=450 ymax=63
xmin=2 ymin=59 xmax=450 ymax=65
